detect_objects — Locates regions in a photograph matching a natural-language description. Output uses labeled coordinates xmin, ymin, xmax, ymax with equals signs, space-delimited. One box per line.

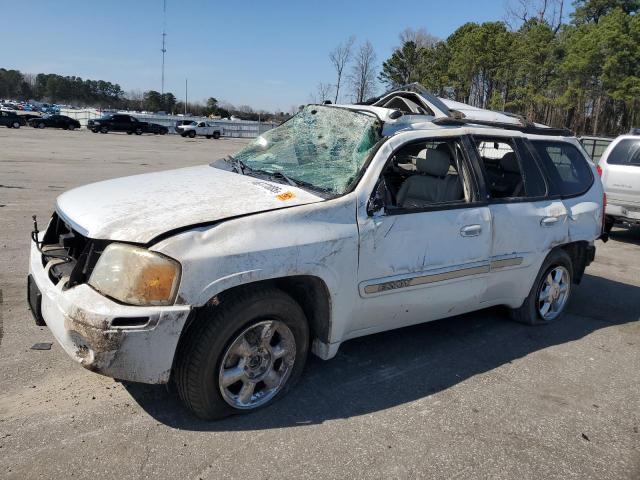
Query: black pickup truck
xmin=87 ymin=114 xmax=168 ymax=135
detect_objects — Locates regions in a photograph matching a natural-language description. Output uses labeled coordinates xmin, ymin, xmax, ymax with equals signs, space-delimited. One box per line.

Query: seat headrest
xmin=416 ymin=149 xmax=451 ymax=177
xmin=500 ymin=152 xmax=520 ymax=173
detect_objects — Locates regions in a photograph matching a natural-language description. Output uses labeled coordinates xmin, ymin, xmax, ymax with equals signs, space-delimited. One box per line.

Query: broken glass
xmin=233 ymin=105 xmax=381 ymax=195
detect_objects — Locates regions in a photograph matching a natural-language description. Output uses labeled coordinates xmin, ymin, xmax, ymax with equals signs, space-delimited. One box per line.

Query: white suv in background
xmin=28 ymin=85 xmax=604 ymax=419
xmin=600 ymin=134 xmax=640 ymax=229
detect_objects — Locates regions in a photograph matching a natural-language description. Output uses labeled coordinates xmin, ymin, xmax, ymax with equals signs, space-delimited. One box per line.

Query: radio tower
xmin=161 ymin=0 xmax=167 ymax=95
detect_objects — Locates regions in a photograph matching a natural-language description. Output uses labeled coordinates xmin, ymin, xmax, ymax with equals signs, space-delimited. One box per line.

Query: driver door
xmin=351 ymin=134 xmax=492 ymax=335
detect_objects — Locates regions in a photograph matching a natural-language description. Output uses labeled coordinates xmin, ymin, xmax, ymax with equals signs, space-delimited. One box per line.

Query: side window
xmin=381 ymin=137 xmax=475 ymax=211
xmin=606 ymin=139 xmax=640 ymax=167
xmin=474 ymin=136 xmax=546 ymax=200
xmin=531 ymin=140 xmax=594 ymax=196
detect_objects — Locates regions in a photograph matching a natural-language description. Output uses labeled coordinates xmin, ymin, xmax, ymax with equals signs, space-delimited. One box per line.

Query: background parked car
xmin=88 ymin=114 xmax=164 ymax=135
xmin=176 ymin=120 xmax=222 ymax=139
xmin=146 ymin=122 xmax=169 ymax=135
xmin=0 ymin=110 xmax=26 ymax=128
xmin=600 ymin=134 xmax=640 ymax=230
xmin=28 ymin=114 xmax=81 ymax=130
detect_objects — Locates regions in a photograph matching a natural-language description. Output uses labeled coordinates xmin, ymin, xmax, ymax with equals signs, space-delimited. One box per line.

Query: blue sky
xmin=2 ymin=0 xmax=563 ymax=111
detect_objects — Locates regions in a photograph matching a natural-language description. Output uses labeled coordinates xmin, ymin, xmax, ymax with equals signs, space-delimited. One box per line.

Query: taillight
xmin=596 ymin=164 xmax=603 ymax=176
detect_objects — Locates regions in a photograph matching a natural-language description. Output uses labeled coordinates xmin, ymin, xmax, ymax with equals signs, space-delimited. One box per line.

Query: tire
xmin=509 ymin=249 xmax=573 ymax=325
xmin=213 ymin=131 xmax=221 ymax=139
xmin=37 ymin=122 xmax=45 ymax=129
xmin=126 ymin=131 xmax=133 ymax=135
xmin=604 ymin=215 xmax=615 ymax=234
xmin=174 ymin=287 xmax=309 ymax=420
xmin=135 ymin=128 xmax=143 ymax=135
xmin=91 ymin=128 xmax=99 ymax=133
xmin=188 ymin=130 xmax=196 ymax=138
xmin=180 ymin=133 xmax=187 ymax=138
xmin=160 ymin=129 xmax=167 ymax=135
xmin=13 ymin=121 xmax=21 ymax=129
xmin=205 ymin=135 xmax=212 ymax=139
xmin=68 ymin=124 xmax=76 ymax=131
xmin=100 ymin=126 xmax=108 ymax=134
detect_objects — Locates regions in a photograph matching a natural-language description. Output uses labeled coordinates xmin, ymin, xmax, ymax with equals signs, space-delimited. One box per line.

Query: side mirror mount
xmin=367 ymin=179 xmax=387 ymax=216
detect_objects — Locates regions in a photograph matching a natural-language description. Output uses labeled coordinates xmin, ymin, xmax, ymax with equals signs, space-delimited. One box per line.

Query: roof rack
xmin=432 ymin=116 xmax=573 ymax=137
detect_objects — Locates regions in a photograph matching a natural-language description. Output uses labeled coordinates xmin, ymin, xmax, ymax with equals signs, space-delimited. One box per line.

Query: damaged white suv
xmin=28 ymin=85 xmax=604 ymax=419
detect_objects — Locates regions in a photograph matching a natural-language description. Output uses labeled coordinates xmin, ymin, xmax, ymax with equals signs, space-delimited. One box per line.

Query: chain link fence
xmin=59 ymin=108 xmax=277 ymax=138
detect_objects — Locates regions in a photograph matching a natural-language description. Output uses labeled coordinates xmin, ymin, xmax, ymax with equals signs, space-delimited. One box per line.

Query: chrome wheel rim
xmin=537 ymin=266 xmax=570 ymax=320
xmin=218 ymin=320 xmax=296 ymax=410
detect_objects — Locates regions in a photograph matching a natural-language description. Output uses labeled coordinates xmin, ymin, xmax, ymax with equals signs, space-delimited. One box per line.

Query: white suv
xmin=27 ymin=86 xmax=604 ymax=419
xmin=599 ymin=134 xmax=640 ymax=229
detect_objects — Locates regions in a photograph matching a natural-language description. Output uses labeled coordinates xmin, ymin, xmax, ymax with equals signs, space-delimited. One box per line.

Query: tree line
xmin=375 ymin=0 xmax=640 ymax=135
xmin=0 ymin=69 xmax=289 ymax=121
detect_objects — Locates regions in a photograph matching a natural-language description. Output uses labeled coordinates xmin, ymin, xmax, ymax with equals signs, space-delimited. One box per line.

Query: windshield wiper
xmin=224 ymin=155 xmax=251 ymax=175
xmin=270 ymin=171 xmax=298 ymax=187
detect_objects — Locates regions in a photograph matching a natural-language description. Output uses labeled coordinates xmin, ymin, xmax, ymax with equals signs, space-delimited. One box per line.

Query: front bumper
xmin=28 ymin=239 xmax=191 ymax=384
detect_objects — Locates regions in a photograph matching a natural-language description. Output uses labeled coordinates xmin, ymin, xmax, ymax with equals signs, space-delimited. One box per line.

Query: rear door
xmin=471 ymin=135 xmax=570 ymax=307
xmin=111 ymin=115 xmax=130 ymax=131
xmin=529 ymin=138 xmax=601 ymax=241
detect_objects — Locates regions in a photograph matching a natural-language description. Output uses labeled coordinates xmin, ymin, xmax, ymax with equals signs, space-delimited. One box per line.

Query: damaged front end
xmin=28 ymin=213 xmax=191 ymax=384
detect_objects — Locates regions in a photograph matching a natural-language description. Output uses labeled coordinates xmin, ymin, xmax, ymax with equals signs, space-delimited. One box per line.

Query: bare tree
xmin=316 ymin=82 xmax=334 ymax=103
xmin=398 ymin=27 xmax=438 ymax=48
xmin=349 ymin=41 xmax=377 ymax=103
xmin=505 ymin=0 xmax=565 ymax=31
xmin=329 ymin=36 xmax=355 ymax=104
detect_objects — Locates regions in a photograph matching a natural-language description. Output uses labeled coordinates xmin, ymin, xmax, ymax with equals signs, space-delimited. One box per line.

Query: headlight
xmin=93 ymin=121 xmax=100 ymax=125
xmin=88 ymin=244 xmax=181 ymax=306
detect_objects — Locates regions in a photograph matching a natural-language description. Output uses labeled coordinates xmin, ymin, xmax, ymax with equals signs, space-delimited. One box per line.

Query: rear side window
xmin=606 ymin=139 xmax=640 ymax=166
xmin=531 ymin=141 xmax=593 ymax=197
xmin=474 ymin=137 xmax=546 ymax=199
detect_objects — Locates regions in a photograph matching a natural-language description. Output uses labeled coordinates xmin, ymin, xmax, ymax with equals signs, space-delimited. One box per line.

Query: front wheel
xmin=213 ymin=131 xmax=221 ymax=139
xmin=188 ymin=130 xmax=196 ymax=138
xmin=510 ymin=249 xmax=573 ymax=325
xmin=135 ymin=128 xmax=143 ymax=135
xmin=174 ymin=287 xmax=309 ymax=420
xmin=13 ymin=121 xmax=21 ymax=129
xmin=100 ymin=126 xmax=108 ymax=134
xmin=68 ymin=124 xmax=76 ymax=131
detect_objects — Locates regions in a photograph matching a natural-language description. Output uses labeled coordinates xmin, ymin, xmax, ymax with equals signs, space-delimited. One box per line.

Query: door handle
xmin=460 ymin=224 xmax=482 ymax=237
xmin=540 ymin=216 xmax=559 ymax=227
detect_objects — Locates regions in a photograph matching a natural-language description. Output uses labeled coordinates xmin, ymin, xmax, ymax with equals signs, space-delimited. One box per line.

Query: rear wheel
xmin=174 ymin=287 xmax=309 ymax=420
xmin=213 ymin=131 xmax=221 ymax=139
xmin=510 ymin=249 xmax=573 ymax=325
xmin=68 ymin=124 xmax=76 ymax=131
xmin=188 ymin=130 xmax=196 ymax=138
xmin=37 ymin=122 xmax=45 ymax=129
xmin=205 ymin=135 xmax=212 ymax=139
xmin=135 ymin=127 xmax=143 ymax=135
xmin=100 ymin=126 xmax=108 ymax=134
xmin=13 ymin=121 xmax=21 ymax=129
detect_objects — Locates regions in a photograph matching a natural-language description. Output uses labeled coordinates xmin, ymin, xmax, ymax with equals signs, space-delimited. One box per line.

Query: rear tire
xmin=68 ymin=124 xmax=76 ymax=131
xmin=188 ymin=130 xmax=196 ymax=138
xmin=174 ymin=287 xmax=309 ymax=420
xmin=213 ymin=131 xmax=221 ymax=139
xmin=205 ymin=135 xmax=212 ymax=139
xmin=13 ymin=121 xmax=21 ymax=129
xmin=509 ymin=249 xmax=573 ymax=325
xmin=100 ymin=126 xmax=108 ymax=134
xmin=135 ymin=127 xmax=143 ymax=135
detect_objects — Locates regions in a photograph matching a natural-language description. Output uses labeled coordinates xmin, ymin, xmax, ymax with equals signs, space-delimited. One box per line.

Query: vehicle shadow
xmin=609 ymin=226 xmax=640 ymax=246
xmin=123 ymin=273 xmax=639 ymax=431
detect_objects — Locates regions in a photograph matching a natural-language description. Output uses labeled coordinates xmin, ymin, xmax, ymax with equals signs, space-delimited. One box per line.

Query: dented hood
xmin=56 ymin=165 xmax=324 ymax=243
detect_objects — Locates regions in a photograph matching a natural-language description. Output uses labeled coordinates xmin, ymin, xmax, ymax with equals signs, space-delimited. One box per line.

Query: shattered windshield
xmin=232 ymin=105 xmax=381 ymax=195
